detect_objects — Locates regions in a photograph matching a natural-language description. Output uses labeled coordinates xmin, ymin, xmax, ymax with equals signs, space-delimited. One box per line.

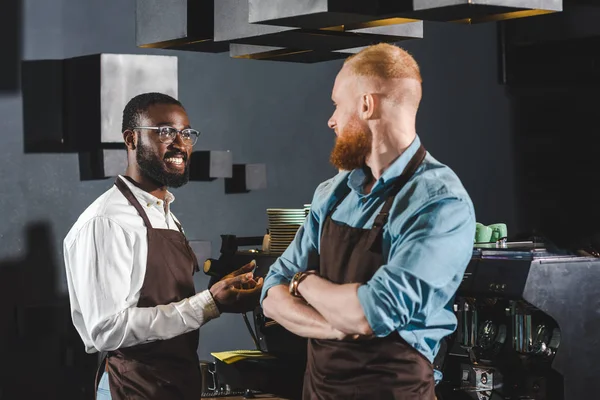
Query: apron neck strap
xmin=114 ymin=177 xmax=153 ymax=229
xmin=367 ymin=145 xmax=427 ymax=251
xmin=170 ymin=213 xmax=185 ymax=235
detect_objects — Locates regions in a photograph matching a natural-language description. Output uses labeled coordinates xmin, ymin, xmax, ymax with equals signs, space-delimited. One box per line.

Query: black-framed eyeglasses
xmin=133 ymin=126 xmax=200 ymax=146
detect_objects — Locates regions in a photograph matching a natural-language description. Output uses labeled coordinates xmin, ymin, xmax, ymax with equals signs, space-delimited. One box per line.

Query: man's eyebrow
xmin=154 ymin=122 xmax=192 ymax=129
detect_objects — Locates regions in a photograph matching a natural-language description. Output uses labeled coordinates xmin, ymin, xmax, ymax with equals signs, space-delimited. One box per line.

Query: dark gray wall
xmin=0 ymin=0 xmax=516 ymax=397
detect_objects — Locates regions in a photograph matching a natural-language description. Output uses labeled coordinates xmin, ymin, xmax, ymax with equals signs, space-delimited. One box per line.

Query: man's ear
xmin=360 ymin=93 xmax=377 ymax=120
xmin=123 ymin=130 xmax=136 ymax=150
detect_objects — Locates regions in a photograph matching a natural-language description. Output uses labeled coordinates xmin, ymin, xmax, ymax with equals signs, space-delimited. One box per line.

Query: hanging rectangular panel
xmin=248 ymin=0 xmax=382 ymax=29
xmin=136 ymin=0 xmax=227 ymax=52
xmin=229 ymin=41 xmax=400 ymax=63
xmin=64 ymin=54 xmax=178 ymax=150
xmin=22 ymin=60 xmax=66 ymax=152
xmin=228 ymin=20 xmax=422 ymax=62
xmin=215 ymin=0 xmax=422 ymax=52
xmin=249 ymin=0 xmax=562 ymax=27
xmin=387 ymin=0 xmax=563 ymax=24
xmin=230 ymin=44 xmax=349 ymax=63
xmin=189 ymin=150 xmax=233 ymax=181
xmin=0 ymin=0 xmax=21 ymax=92
xmin=102 ymin=149 xmax=128 ymax=178
xmin=245 ymin=163 xmax=267 ymax=191
xmin=79 ymin=149 xmax=127 ymax=180
xmin=349 ymin=20 xmax=424 ymax=38
xmin=225 ymin=164 xmax=267 ymax=193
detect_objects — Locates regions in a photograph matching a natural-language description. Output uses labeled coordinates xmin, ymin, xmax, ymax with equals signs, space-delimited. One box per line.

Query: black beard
xmin=136 ymin=141 xmax=190 ymax=188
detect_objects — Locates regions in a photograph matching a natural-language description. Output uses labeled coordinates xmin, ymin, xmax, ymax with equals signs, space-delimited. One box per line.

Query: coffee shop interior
xmin=1 ymin=0 xmax=600 ymax=399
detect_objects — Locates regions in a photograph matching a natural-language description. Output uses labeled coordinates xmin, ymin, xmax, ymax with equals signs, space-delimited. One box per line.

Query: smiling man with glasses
xmin=129 ymin=106 xmax=200 ymax=189
xmin=63 ymin=92 xmax=263 ymax=400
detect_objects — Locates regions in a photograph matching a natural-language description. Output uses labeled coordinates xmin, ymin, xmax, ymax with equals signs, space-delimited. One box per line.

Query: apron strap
xmin=168 ymin=212 xmax=200 ymax=273
xmin=170 ymin=213 xmax=185 ymax=235
xmin=114 ymin=177 xmax=153 ymax=229
xmin=367 ymin=145 xmax=427 ymax=252
xmin=324 ymin=175 xmax=353 ymax=220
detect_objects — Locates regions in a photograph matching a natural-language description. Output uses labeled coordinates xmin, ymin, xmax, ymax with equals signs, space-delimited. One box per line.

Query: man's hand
xmin=210 ymin=261 xmax=263 ymax=313
xmin=220 ymin=261 xmax=257 ymax=288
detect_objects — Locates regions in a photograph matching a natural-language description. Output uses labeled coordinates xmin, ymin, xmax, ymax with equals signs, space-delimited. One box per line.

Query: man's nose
xmin=170 ymin=133 xmax=187 ymax=149
xmin=327 ymin=117 xmax=336 ymax=130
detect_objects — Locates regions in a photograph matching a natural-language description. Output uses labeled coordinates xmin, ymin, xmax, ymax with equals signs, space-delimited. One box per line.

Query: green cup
xmin=489 ymin=223 xmax=508 ymax=242
xmin=475 ymin=223 xmax=493 ymax=243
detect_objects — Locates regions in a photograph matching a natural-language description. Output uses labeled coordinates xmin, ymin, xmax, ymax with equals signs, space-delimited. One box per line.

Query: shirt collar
xmin=347 ymin=134 xmax=422 ymax=195
xmin=117 ymin=175 xmax=175 ymax=209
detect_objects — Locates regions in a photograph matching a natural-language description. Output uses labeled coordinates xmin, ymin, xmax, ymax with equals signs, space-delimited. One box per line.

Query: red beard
xmin=329 ymin=119 xmax=372 ymax=171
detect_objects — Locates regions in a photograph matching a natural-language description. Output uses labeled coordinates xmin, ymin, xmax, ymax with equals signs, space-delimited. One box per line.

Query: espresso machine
xmin=436 ymin=241 xmax=600 ymax=400
xmin=205 ymin=236 xmax=600 ymax=400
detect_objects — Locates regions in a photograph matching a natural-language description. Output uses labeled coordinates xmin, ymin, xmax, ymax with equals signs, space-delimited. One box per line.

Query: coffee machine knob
xmin=203 ymin=259 xmax=220 ymax=277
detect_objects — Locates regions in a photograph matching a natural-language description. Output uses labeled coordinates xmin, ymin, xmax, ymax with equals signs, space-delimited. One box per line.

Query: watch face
xmin=289 ymin=272 xmax=301 ymax=297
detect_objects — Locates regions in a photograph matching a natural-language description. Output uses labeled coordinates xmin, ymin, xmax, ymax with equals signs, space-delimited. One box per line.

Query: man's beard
xmin=136 ymin=140 xmax=190 ymax=188
xmin=329 ymin=118 xmax=372 ymax=171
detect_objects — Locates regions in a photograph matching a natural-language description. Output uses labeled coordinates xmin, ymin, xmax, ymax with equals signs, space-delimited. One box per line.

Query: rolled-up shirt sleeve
xmin=357 ymin=196 xmax=475 ymax=337
xmin=64 ymin=216 xmax=219 ymax=352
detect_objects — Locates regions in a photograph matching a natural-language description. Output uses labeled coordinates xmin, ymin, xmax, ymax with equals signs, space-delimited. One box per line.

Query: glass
xmin=134 ymin=126 xmax=200 ymax=146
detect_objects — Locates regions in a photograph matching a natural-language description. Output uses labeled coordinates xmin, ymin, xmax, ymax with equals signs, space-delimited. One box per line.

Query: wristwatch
xmin=289 ymin=270 xmax=318 ymax=298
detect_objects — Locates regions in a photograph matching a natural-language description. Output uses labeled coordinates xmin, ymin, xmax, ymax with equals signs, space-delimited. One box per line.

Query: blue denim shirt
xmin=261 ymin=136 xmax=475 ymax=381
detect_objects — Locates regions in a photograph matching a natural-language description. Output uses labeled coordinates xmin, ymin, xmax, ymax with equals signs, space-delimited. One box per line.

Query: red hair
xmin=345 ymin=43 xmax=422 ymax=83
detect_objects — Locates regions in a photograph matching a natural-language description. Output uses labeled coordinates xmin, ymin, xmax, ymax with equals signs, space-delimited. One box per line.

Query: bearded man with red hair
xmin=261 ymin=43 xmax=475 ymax=400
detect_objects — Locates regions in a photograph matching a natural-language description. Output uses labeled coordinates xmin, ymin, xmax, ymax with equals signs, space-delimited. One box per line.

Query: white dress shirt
xmin=64 ymin=175 xmax=219 ymax=353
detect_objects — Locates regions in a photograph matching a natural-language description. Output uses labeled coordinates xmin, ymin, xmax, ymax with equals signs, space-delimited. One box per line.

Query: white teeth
xmin=165 ymin=157 xmax=184 ymax=165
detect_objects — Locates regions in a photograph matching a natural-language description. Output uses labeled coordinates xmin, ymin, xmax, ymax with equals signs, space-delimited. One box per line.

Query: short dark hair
xmin=121 ymin=92 xmax=183 ymax=132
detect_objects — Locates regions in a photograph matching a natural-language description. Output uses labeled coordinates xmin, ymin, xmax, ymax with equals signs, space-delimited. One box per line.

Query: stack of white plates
xmin=267 ymin=208 xmax=307 ymax=254
xmin=303 ymin=204 xmax=311 ymax=217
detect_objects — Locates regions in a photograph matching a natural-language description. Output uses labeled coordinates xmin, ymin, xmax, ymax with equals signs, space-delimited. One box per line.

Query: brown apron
xmin=303 ymin=145 xmax=435 ymax=400
xmin=95 ymin=177 xmax=202 ymax=400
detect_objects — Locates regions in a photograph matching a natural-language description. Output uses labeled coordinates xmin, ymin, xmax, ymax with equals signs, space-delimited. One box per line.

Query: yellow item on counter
xmin=210 ymin=350 xmax=275 ymax=364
